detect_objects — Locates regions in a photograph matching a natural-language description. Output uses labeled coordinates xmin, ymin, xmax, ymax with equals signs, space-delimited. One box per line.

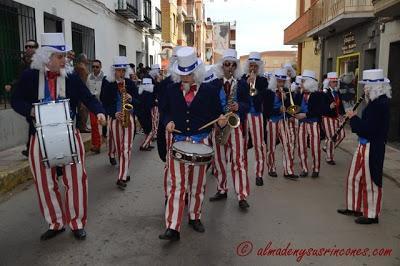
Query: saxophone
xmin=216 ymin=76 xmax=241 ymax=145
xmin=117 ymin=79 xmax=133 ymax=128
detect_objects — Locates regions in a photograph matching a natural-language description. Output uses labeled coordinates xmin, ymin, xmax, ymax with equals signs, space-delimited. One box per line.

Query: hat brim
xmin=173 ymin=59 xmax=202 ymax=76
xmin=42 ymin=45 xmax=72 ymax=53
xmin=359 ymin=78 xmax=390 ymax=84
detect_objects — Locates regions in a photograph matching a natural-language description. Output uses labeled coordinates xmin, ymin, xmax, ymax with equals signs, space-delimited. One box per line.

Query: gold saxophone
xmin=249 ymin=70 xmax=257 ymax=96
xmin=216 ymin=74 xmax=240 ymax=145
xmin=117 ymin=80 xmax=133 ymax=128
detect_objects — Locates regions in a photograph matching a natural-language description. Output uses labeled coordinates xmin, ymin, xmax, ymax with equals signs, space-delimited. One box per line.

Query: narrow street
xmin=0 ymin=135 xmax=399 ymax=265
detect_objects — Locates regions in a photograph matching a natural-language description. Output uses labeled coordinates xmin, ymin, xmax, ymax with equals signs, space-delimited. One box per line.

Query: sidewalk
xmin=0 ymin=133 xmax=92 ymax=194
xmin=337 ymin=128 xmax=400 ymax=186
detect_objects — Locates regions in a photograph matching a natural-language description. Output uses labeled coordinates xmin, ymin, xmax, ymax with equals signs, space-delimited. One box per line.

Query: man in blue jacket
xmin=337 ymin=69 xmax=391 ymax=224
xmin=11 ymin=33 xmax=105 ymax=241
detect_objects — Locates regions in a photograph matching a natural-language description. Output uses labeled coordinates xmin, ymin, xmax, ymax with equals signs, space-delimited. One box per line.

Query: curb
xmin=0 ymin=137 xmax=93 ymax=195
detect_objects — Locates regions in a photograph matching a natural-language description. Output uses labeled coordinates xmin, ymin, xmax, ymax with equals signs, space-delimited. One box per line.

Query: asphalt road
xmin=0 ymin=135 xmax=399 ymax=266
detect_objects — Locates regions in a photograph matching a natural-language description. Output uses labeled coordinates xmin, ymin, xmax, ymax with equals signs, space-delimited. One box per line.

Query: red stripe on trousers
xmin=89 ymin=112 xmax=101 ymax=149
xmin=298 ymin=122 xmax=320 ymax=173
xmin=248 ymin=114 xmax=265 ymax=178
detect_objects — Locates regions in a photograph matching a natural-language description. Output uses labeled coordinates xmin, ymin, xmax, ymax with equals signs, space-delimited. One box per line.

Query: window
xmin=327 ymin=58 xmax=333 ymax=72
xmin=143 ymin=0 xmax=152 ymax=24
xmin=119 ymin=45 xmax=126 ymax=56
xmin=0 ymin=1 xmax=36 ymax=108
xmin=44 ymin=12 xmax=63 ymax=33
xmin=150 ymin=55 xmax=153 ymax=66
xmin=71 ymin=22 xmax=95 ymax=62
xmin=155 ymin=7 xmax=161 ymax=30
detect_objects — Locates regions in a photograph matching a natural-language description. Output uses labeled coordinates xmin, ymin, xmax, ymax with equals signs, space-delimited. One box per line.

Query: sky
xmin=204 ymin=0 xmax=297 ymax=56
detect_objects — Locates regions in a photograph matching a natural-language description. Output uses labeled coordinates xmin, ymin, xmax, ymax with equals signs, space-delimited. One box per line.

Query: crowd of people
xmin=10 ymin=33 xmax=392 ymax=242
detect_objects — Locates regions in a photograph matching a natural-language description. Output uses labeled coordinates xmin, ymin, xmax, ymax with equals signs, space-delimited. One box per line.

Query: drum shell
xmin=171 ymin=141 xmax=214 ymax=165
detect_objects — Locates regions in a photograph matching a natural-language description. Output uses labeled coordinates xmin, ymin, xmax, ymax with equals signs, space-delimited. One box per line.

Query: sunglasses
xmin=92 ymin=65 xmax=100 ymax=69
xmin=25 ymin=45 xmax=37 ymax=49
xmin=223 ymin=62 xmax=237 ymax=68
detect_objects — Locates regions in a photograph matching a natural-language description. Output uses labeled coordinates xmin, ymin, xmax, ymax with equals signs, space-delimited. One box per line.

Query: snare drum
xmin=34 ymin=99 xmax=79 ymax=168
xmin=171 ymin=141 xmax=214 ymax=165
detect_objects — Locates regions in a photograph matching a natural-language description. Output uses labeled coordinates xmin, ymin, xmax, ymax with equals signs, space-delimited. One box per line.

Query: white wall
xmin=378 ymin=20 xmax=400 ymax=76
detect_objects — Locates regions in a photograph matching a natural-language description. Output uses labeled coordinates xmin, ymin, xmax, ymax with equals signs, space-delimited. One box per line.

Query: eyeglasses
xmin=92 ymin=65 xmax=100 ymax=69
xmin=25 ymin=45 xmax=37 ymax=49
xmin=223 ymin=62 xmax=237 ymax=68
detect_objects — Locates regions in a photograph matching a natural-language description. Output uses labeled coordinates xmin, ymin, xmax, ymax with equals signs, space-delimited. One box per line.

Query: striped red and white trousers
xmin=212 ymin=126 xmax=249 ymax=200
xmin=151 ymin=106 xmax=159 ymax=139
xmin=165 ymin=138 xmax=209 ymax=231
xmin=288 ymin=118 xmax=299 ymax=158
xmin=298 ymin=121 xmax=321 ymax=173
xmin=29 ymin=131 xmax=87 ymax=230
xmin=266 ymin=119 xmax=295 ymax=175
xmin=110 ymin=116 xmax=135 ymax=181
xmin=89 ymin=112 xmax=101 ymax=149
xmin=322 ymin=116 xmax=345 ymax=161
xmin=163 ymin=130 xmax=173 ymax=198
xmin=107 ymin=116 xmax=116 ymax=159
xmin=346 ymin=143 xmax=382 ymax=218
xmin=246 ymin=113 xmax=266 ymax=178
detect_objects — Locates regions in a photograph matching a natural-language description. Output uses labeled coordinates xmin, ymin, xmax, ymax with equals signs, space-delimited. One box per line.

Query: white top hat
xmin=274 ymin=69 xmax=287 ymax=80
xmin=283 ymin=63 xmax=293 ymax=69
xmin=112 ymin=56 xmax=129 ymax=69
xmin=142 ymin=78 xmax=153 ymax=85
xmin=359 ymin=69 xmax=390 ymax=84
xmin=139 ymin=78 xmax=154 ymax=94
xmin=203 ymin=65 xmax=217 ymax=83
xmin=222 ymin=48 xmax=238 ymax=62
xmin=151 ymin=64 xmax=160 ymax=70
xmin=301 ymin=69 xmax=317 ymax=81
xmin=41 ymin=33 xmax=71 ymax=53
xmin=327 ymin=72 xmax=338 ymax=80
xmin=295 ymin=76 xmax=302 ymax=85
xmin=173 ymin=47 xmax=202 ymax=76
xmin=248 ymin=52 xmax=261 ymax=62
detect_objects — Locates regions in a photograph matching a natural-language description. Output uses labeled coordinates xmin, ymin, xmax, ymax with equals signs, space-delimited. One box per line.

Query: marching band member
xmin=11 ymin=33 xmax=106 ymax=240
xmin=137 ymin=78 xmax=156 ymax=151
xmin=148 ymin=64 xmax=162 ymax=140
xmin=264 ymin=69 xmax=298 ymax=180
xmin=159 ymin=47 xmax=226 ymax=241
xmin=241 ymin=52 xmax=268 ymax=186
xmin=287 ymin=75 xmax=302 ymax=158
xmin=294 ymin=70 xmax=323 ymax=178
xmin=100 ymin=56 xmax=138 ymax=189
xmin=283 ymin=63 xmax=296 ymax=83
xmin=321 ymin=72 xmax=345 ymax=165
xmin=208 ymin=48 xmax=251 ymax=209
xmin=337 ymin=69 xmax=391 ymax=224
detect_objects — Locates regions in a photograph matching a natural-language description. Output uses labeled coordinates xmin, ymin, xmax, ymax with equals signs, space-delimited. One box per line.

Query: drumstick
xmin=197 ymin=112 xmax=232 ymax=131
xmin=173 ymin=129 xmax=182 ymax=133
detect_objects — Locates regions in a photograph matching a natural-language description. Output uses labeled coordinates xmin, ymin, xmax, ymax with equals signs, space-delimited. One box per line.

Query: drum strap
xmin=38 ymin=70 xmax=66 ymax=101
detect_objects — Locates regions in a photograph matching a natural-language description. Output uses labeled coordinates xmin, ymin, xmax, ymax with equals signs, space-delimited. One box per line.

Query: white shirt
xmin=86 ymin=71 xmax=104 ymax=99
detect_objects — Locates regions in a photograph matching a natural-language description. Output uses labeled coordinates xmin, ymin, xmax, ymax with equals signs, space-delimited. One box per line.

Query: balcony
xmin=150 ymin=7 xmax=162 ymax=34
xmin=185 ymin=1 xmax=196 ymax=23
xmin=135 ymin=0 xmax=152 ymax=28
xmin=284 ymin=9 xmax=311 ymax=45
xmin=373 ymin=0 xmax=400 ymax=17
xmin=307 ymin=0 xmax=374 ymax=37
xmin=116 ymin=0 xmax=139 ymax=20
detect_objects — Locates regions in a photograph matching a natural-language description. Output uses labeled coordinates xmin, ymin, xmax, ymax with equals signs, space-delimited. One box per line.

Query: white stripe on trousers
xmin=151 ymin=106 xmax=159 ymax=138
xmin=110 ymin=116 xmax=135 ymax=181
xmin=266 ymin=120 xmax=295 ymax=175
xmin=298 ymin=122 xmax=321 ymax=173
xmin=247 ymin=113 xmax=266 ymax=178
xmin=345 ymin=143 xmax=382 ymax=218
xmin=322 ymin=116 xmax=345 ymax=161
xmin=288 ymin=118 xmax=298 ymax=158
xmin=107 ymin=116 xmax=116 ymax=158
xmin=212 ymin=126 xmax=249 ymax=200
xmin=165 ymin=138 xmax=209 ymax=231
xmin=29 ymin=130 xmax=87 ymax=230
xmin=163 ymin=130 xmax=173 ymax=198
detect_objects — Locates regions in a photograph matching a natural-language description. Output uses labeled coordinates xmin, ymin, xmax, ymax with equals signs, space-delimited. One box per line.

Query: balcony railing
xmin=372 ymin=0 xmax=400 ymax=17
xmin=150 ymin=7 xmax=162 ymax=34
xmin=143 ymin=0 xmax=152 ymax=25
xmin=310 ymin=0 xmax=374 ymax=30
xmin=186 ymin=2 xmax=196 ymax=22
xmin=116 ymin=0 xmax=139 ymax=19
xmin=284 ymin=8 xmax=312 ymax=45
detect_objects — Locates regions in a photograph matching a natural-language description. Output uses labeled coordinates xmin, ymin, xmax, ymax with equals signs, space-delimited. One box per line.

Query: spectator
xmin=86 ymin=59 xmax=105 ymax=153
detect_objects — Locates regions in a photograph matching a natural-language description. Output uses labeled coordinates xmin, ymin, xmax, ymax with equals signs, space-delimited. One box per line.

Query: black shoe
xmin=239 ymin=199 xmax=250 ymax=209
xmin=116 ymin=179 xmax=127 ymax=189
xmin=284 ymin=174 xmax=299 ymax=180
xmin=125 ymin=176 xmax=131 ymax=182
xmin=300 ymin=171 xmax=308 ymax=177
xmin=159 ymin=229 xmax=180 ymax=241
xmin=109 ymin=157 xmax=117 ymax=166
xmin=80 ymin=128 xmax=91 ymax=133
xmin=148 ymin=145 xmax=155 ymax=149
xmin=268 ymin=171 xmax=278 ymax=177
xmin=139 ymin=146 xmax=152 ymax=151
xmin=337 ymin=209 xmax=363 ymax=217
xmin=40 ymin=228 xmax=65 ymax=241
xmin=255 ymin=177 xmax=264 ymax=186
xmin=209 ymin=191 xmax=227 ymax=202
xmin=326 ymin=160 xmax=336 ymax=165
xmin=21 ymin=150 xmax=29 ymax=157
xmin=56 ymin=167 xmax=63 ymax=177
xmin=72 ymin=229 xmax=87 ymax=240
xmin=355 ymin=216 xmax=379 ymax=224
xmin=311 ymin=172 xmax=319 ymax=178
xmin=188 ymin=219 xmax=205 ymax=233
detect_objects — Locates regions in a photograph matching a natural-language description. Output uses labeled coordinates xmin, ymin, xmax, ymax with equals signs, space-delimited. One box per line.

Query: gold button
xmin=186 ymin=119 xmax=190 ymax=123
xmin=187 ymin=127 xmax=190 ymax=131
xmin=186 ymin=111 xmax=190 ymax=114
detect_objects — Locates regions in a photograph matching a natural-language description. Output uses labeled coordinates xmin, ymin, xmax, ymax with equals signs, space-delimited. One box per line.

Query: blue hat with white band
xmin=173 ymin=47 xmax=202 ymax=75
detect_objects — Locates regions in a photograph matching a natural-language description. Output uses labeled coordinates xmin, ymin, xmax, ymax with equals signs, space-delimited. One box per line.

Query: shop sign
xmin=342 ymin=32 xmax=356 ymax=54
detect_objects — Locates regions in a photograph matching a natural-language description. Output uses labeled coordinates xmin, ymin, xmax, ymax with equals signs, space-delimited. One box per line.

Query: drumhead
xmin=172 ymin=141 xmax=213 ymax=155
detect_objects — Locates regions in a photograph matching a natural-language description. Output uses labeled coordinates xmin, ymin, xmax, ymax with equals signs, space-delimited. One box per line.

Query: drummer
xmin=159 ymin=47 xmax=226 ymax=241
xmin=11 ymin=33 xmax=106 ymax=241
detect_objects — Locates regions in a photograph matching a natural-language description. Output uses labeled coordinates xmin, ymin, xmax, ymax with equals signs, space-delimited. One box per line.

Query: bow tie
xmin=47 ymin=71 xmax=60 ymax=79
xmin=181 ymin=83 xmax=197 ymax=92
